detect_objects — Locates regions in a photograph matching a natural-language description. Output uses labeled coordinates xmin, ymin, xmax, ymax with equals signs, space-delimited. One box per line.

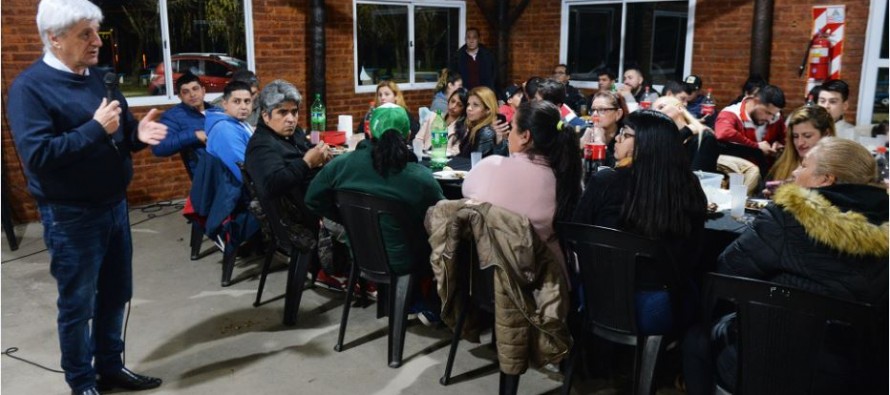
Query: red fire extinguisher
xmin=808 ymin=29 xmax=831 ymax=81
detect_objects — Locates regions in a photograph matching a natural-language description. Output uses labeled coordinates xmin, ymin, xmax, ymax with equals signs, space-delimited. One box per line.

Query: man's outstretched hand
xmin=138 ymin=109 xmax=168 ymax=145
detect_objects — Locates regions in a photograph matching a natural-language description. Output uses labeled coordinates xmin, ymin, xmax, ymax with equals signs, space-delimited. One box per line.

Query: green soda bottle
xmin=310 ymin=93 xmax=326 ymax=133
xmin=430 ymin=110 xmax=448 ymax=169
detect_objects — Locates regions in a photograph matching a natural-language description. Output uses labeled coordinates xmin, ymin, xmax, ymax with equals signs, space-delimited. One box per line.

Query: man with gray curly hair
xmin=245 ymin=80 xmax=330 ymax=203
xmin=8 ymin=1 xmax=166 ymax=394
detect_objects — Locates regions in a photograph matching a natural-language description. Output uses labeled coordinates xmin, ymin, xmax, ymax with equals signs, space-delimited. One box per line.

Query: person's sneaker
xmin=416 ymin=309 xmax=441 ymax=327
xmin=358 ymin=281 xmax=378 ymax=300
xmin=314 ymin=270 xmax=346 ymax=291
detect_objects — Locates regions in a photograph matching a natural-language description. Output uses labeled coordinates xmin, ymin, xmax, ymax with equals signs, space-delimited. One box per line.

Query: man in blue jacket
xmin=155 ymin=72 xmax=215 ymax=264
xmin=152 ymin=72 xmax=215 ymax=176
xmin=206 ymin=81 xmax=255 ymax=182
xmin=7 ymin=1 xmax=168 ymax=394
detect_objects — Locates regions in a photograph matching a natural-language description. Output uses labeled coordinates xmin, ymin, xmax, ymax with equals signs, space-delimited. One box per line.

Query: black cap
xmin=503 ymin=84 xmax=522 ymax=101
xmin=684 ymin=75 xmax=702 ymax=91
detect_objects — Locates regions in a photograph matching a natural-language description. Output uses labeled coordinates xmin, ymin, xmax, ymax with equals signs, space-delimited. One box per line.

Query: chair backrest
xmin=240 ymin=163 xmax=317 ymax=252
xmin=238 ymin=162 xmax=273 ymax=244
xmin=558 ymin=222 xmax=682 ymax=337
xmin=703 ymin=273 xmax=879 ymax=395
xmin=179 ymin=148 xmax=200 ymax=180
xmin=334 ymin=190 xmax=430 ymax=280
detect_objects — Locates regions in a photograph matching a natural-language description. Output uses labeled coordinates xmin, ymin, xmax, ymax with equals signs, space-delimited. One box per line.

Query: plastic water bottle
xmin=430 ymin=110 xmax=448 ymax=170
xmin=310 ymin=93 xmax=326 ymax=133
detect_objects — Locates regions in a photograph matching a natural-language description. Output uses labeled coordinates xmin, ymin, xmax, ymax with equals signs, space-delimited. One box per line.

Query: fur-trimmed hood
xmin=773 ymin=183 xmax=889 ymax=257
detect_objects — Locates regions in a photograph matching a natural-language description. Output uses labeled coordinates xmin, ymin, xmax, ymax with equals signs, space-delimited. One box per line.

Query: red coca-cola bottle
xmin=640 ymin=86 xmax=652 ymax=109
xmin=701 ymin=88 xmax=716 ymax=118
xmin=362 ymin=101 xmax=375 ymax=138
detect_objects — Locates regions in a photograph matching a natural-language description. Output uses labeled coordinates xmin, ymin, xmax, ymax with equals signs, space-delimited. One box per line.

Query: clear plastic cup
xmin=470 ymin=151 xmax=483 ymax=168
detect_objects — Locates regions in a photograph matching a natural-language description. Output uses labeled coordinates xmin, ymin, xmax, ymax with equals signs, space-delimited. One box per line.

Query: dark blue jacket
xmin=451 ymin=44 xmax=497 ymax=91
xmin=154 ymin=102 xmax=216 ymax=175
xmin=8 ymin=60 xmax=145 ymax=206
xmin=188 ymin=153 xmax=258 ymax=246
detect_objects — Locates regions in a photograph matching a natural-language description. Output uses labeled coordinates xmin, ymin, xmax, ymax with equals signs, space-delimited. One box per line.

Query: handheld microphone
xmin=103 ymin=72 xmax=118 ymax=101
xmin=103 ymin=72 xmax=120 ymax=154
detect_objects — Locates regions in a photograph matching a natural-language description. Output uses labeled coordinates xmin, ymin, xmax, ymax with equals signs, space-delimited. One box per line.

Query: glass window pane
xmin=97 ymin=2 xmax=163 ymax=98
xmin=414 ymin=6 xmax=460 ymax=83
xmin=625 ymin=2 xmax=688 ymax=85
xmin=566 ymin=4 xmax=622 ymax=82
xmin=168 ymin=0 xmax=248 ymax=93
xmin=873 ymin=67 xmax=888 ymax=124
xmin=356 ymin=3 xmax=409 ymax=85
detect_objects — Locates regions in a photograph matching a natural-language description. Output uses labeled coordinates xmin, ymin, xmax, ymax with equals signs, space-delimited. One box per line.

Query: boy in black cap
xmin=498 ymin=84 xmax=523 ymax=123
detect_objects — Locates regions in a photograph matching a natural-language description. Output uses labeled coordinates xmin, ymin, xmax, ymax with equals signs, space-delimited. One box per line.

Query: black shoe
xmin=71 ymin=387 xmax=100 ymax=395
xmin=97 ymin=367 xmax=162 ymax=391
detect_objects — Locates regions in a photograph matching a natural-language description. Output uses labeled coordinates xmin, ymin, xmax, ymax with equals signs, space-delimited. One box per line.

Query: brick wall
xmin=0 ymin=0 xmax=874 ymax=223
xmin=693 ymin=0 xmax=869 ymax=121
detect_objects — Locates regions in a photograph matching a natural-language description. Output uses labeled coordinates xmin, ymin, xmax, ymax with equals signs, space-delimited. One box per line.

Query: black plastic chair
xmin=188 ymin=153 xmax=259 ymax=287
xmin=239 ymin=163 xmax=318 ymax=326
xmin=332 ymin=190 xmax=431 ymax=368
xmin=180 ymin=149 xmax=206 ymax=261
xmin=438 ymin=239 xmax=519 ymax=395
xmin=702 ymin=272 xmax=881 ymax=395
xmin=558 ymin=222 xmax=684 ymax=395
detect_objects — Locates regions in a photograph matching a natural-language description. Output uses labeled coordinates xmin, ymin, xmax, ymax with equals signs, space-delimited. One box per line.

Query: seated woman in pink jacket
xmin=462 ymin=100 xmax=582 ymax=266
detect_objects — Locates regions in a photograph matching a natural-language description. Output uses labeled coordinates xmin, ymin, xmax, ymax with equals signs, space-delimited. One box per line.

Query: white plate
xmin=433 ymin=170 xmax=468 ymax=180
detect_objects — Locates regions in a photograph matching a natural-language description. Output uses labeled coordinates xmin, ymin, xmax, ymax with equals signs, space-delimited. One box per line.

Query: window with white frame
xmin=858 ymin=0 xmax=888 ymax=125
xmin=96 ymin=0 xmax=255 ymax=106
xmin=354 ymin=0 xmax=465 ymax=93
xmin=559 ymin=0 xmax=694 ymax=89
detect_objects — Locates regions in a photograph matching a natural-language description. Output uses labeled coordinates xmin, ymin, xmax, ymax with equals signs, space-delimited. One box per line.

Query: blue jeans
xmin=39 ymin=200 xmax=133 ymax=391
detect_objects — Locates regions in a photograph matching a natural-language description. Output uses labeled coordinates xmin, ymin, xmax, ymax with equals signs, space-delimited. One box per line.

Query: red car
xmin=149 ymin=53 xmax=247 ymax=94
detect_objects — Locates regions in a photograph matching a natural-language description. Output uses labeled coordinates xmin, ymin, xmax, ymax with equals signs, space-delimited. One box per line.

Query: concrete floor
xmin=1 ymin=201 xmax=684 ymax=394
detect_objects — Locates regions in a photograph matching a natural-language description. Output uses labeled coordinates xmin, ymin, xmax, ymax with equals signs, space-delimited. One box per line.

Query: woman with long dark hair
xmin=430 ymin=68 xmax=462 ymax=114
xmin=414 ymin=87 xmax=467 ymax=155
xmin=573 ymin=110 xmax=708 ymax=333
xmin=463 ymin=100 xmax=582 ymax=267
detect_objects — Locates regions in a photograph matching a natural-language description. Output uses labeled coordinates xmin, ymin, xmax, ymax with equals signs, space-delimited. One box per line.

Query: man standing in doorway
xmin=451 ymin=27 xmax=497 ymax=92
xmin=7 ymin=1 xmax=168 ymax=394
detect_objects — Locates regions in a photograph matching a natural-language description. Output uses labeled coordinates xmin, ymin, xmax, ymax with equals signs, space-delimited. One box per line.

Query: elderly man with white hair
xmin=7 ymin=1 xmax=167 ymax=394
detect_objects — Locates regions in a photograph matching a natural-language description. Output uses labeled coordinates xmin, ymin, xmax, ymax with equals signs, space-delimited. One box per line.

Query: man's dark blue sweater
xmin=8 ymin=60 xmax=146 ymax=206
